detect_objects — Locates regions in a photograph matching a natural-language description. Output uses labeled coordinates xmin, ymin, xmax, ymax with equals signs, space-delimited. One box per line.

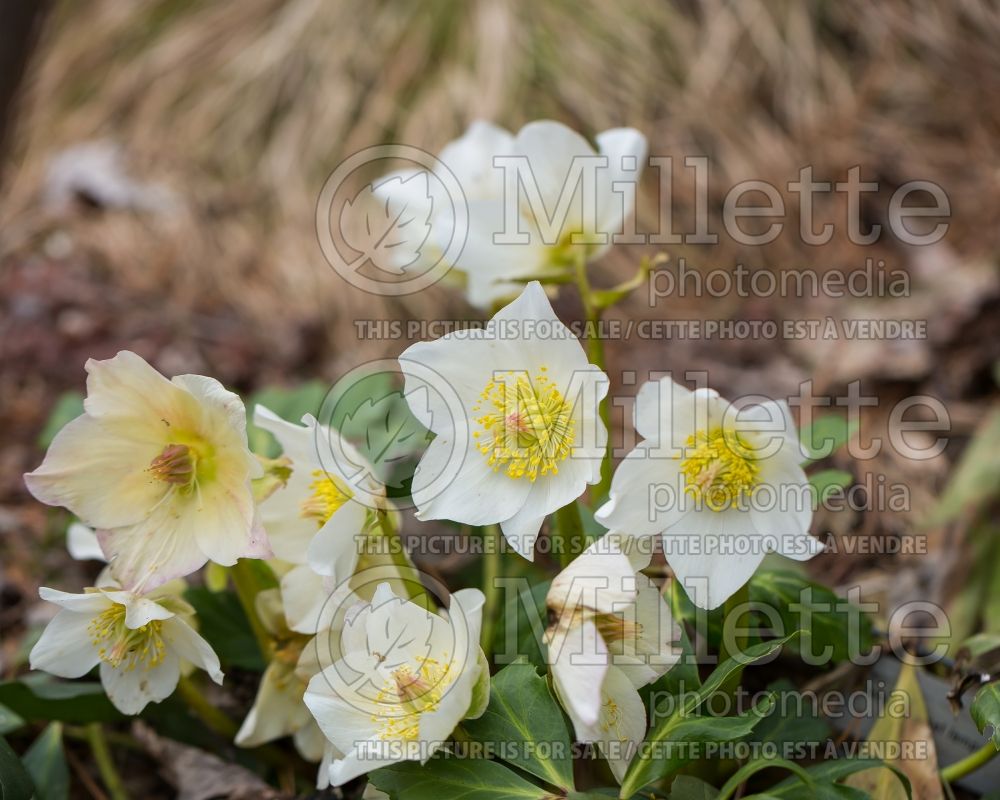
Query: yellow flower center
xmin=680 ymin=427 xmax=759 ymax=511
xmin=473 ymin=369 xmax=575 ymax=481
xmin=600 ymin=696 xmax=628 ymax=742
xmin=372 ymin=656 xmax=453 ymax=741
xmin=88 ymin=604 xmax=166 ymax=672
xmin=300 ymin=470 xmax=353 ymax=525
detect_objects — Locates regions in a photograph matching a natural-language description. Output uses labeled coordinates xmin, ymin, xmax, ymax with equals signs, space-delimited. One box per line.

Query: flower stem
xmin=480 ymin=525 xmax=501 ymax=653
xmin=229 ymin=560 xmax=274 ymax=659
xmin=940 ymin=740 xmax=999 ymax=784
xmin=554 ymin=500 xmax=586 ymax=567
xmin=572 ymin=251 xmax=613 ymax=501
xmin=177 ymin=675 xmax=238 ymax=738
xmin=85 ymin=724 xmax=129 ymax=800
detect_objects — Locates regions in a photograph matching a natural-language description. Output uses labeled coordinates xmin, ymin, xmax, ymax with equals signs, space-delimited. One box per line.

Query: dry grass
xmin=1 ymin=0 xmax=998 ymax=353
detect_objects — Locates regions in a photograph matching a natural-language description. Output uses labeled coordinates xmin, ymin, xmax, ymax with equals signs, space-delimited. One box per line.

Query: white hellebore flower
xmin=253 ymin=405 xmax=388 ymax=633
xmin=235 ymin=589 xmax=327 ymax=761
xmin=596 ymin=378 xmax=823 ymax=610
xmin=30 ymin=584 xmax=221 ymax=715
xmin=304 ymin=583 xmax=489 ymax=787
xmin=375 ymin=119 xmax=647 ymax=308
xmin=25 ymin=351 xmax=268 ymax=591
xmin=400 ymin=281 xmax=608 ymax=558
xmin=546 ymin=533 xmax=680 ymax=783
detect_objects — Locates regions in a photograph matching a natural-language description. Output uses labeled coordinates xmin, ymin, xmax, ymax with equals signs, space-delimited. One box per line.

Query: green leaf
xmin=749 ymin=679 xmax=830 ymax=749
xmin=749 ymin=571 xmax=871 ymax=663
xmin=38 ymin=392 xmax=84 ymax=449
xmin=808 ymin=469 xmax=854 ymax=498
xmin=184 ymin=587 xmax=266 ymax=671
xmin=21 ymin=724 xmax=68 ymax=800
xmin=0 ymin=707 xmax=23 ymax=737
xmin=668 ymin=776 xmax=719 ymax=799
xmin=620 ymin=635 xmax=799 ymax=798
xmin=369 ymin=757 xmax=550 ymax=799
xmin=463 ymin=663 xmax=574 ymax=790
xmin=492 ymin=579 xmax=551 ymax=669
xmin=971 ymin=682 xmax=1000 ymax=748
xmin=718 ymin=758 xmax=814 ymax=800
xmin=800 ymin=416 xmax=857 ymax=464
xmin=0 ymin=737 xmax=33 ymax=800
xmin=765 ymin=758 xmax=911 ymax=799
xmin=0 ymin=677 xmax=121 ymax=724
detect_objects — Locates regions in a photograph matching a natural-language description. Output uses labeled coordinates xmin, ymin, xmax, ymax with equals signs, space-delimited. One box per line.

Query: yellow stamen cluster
xmin=600 ymin=695 xmax=627 ymax=742
xmin=680 ymin=427 xmax=759 ymax=511
xmin=88 ymin=604 xmax=166 ymax=672
xmin=473 ymin=369 xmax=575 ymax=481
xmin=301 ymin=470 xmax=353 ymax=525
xmin=372 ymin=656 xmax=452 ymax=741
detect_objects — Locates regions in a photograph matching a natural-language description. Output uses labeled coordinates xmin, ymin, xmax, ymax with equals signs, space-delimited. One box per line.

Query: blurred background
xmin=1 ymin=0 xmax=999 ymax=796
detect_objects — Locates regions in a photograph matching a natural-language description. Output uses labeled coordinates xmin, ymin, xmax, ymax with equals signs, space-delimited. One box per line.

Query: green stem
xmin=229 ymin=560 xmax=273 ymax=658
xmin=85 ymin=724 xmax=129 ymax=800
xmin=177 ymin=675 xmax=238 ymax=738
xmin=718 ymin=583 xmax=751 ymax=697
xmin=375 ymin=509 xmax=421 ymax=599
xmin=572 ymin=251 xmax=612 ymax=500
xmin=480 ymin=524 xmax=501 ymax=653
xmin=940 ymin=740 xmax=1000 ymax=784
xmin=554 ymin=500 xmax=586 ymax=567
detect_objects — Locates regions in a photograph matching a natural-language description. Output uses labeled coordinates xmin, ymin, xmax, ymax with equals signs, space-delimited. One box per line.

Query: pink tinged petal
xmin=30 ymin=609 xmax=101 ymax=678
xmin=24 ymin=414 xmax=165 ymax=529
xmin=162 ymin=618 xmax=223 ymax=684
xmin=98 ymin=509 xmax=209 ymax=593
xmin=100 ymin=652 xmax=180 ymax=715
xmin=191 ymin=479 xmax=260 ymax=566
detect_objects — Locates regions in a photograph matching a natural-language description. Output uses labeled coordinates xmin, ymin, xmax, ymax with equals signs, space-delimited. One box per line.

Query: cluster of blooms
xmin=25 ymin=120 xmax=820 ymax=790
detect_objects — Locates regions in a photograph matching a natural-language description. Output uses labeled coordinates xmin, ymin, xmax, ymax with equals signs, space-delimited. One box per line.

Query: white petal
xmin=594 ymin=128 xmax=648 ymax=236
xmin=162 ymin=618 xmax=223 ymax=684
xmin=24 ymin=414 xmax=165 ymax=529
xmin=548 ymin=617 xmax=608 ymax=727
xmin=38 ymin=587 xmax=112 ymax=613
xmin=662 ymin=511 xmax=766 ymax=610
xmin=306 ymin=501 xmax=366 ymax=579
xmin=595 ymin=447 xmax=688 ymax=538
xmin=101 ymin=653 xmax=180 ymax=715
xmin=235 ymin=661 xmax=311 ymax=748
xmin=67 ymin=523 xmax=107 ymax=562
xmin=30 ymin=609 xmax=101 ymax=678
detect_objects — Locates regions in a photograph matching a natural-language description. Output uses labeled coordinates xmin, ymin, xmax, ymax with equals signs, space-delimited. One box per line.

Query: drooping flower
xmin=399 ymin=281 xmax=608 ymax=558
xmin=253 ymin=405 xmax=390 ymax=633
xmin=24 ymin=351 xmax=268 ymax=591
xmin=235 ymin=589 xmax=328 ymax=761
xmin=304 ymin=583 xmax=489 ymax=787
xmin=596 ymin=378 xmax=823 ymax=609
xmin=376 ymin=119 xmax=647 ymax=308
xmin=545 ymin=533 xmax=680 ymax=783
xmin=30 ymin=582 xmax=221 ymax=715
